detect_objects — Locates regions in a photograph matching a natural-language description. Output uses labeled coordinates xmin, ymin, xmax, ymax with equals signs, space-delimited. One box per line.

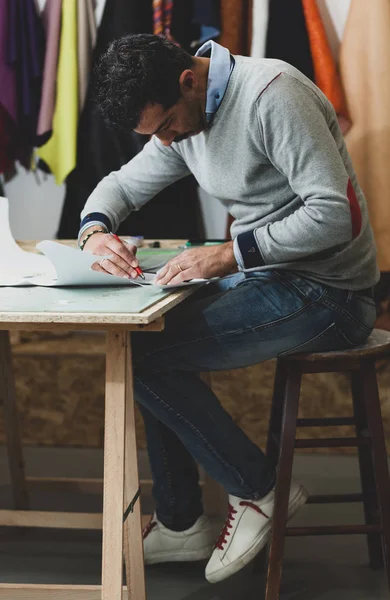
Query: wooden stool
xmin=265 ymin=329 xmax=390 ymax=600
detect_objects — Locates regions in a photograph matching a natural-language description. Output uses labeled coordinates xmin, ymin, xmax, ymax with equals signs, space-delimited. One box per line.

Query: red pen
xmin=110 ymin=232 xmax=145 ymax=279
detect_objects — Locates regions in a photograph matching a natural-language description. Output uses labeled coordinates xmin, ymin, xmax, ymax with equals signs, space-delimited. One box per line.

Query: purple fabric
xmin=36 ymin=0 xmax=62 ymax=138
xmin=0 ymin=0 xmax=17 ymax=121
xmin=0 ymin=104 xmax=15 ymax=173
xmin=0 ymin=0 xmax=45 ymax=168
xmin=8 ymin=0 xmax=45 ymax=132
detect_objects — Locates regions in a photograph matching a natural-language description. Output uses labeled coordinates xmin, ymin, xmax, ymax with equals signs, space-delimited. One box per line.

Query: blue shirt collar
xmin=195 ymin=40 xmax=233 ymax=123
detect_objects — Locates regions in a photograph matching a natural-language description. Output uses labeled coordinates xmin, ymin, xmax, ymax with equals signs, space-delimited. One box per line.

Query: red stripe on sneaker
xmin=347 ymin=178 xmax=362 ymax=238
xmin=143 ymin=520 xmax=157 ymax=539
xmin=239 ymin=501 xmax=270 ymax=518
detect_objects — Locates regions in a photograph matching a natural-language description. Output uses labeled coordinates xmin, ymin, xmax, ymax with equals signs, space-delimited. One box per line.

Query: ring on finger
xmin=99 ymin=258 xmax=107 ymax=268
xmin=177 ymin=263 xmax=183 ymax=272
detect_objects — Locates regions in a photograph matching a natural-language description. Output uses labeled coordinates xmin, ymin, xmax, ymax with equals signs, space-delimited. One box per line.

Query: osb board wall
xmin=0 ymin=331 xmax=390 ymax=453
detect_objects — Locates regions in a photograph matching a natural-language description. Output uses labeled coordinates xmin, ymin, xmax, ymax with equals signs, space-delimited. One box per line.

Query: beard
xmin=173 ymin=132 xmax=195 ymax=142
xmin=173 ymin=103 xmax=208 ymax=143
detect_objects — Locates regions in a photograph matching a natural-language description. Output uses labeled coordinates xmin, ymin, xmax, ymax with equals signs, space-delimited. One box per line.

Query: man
xmin=78 ymin=34 xmax=378 ymax=583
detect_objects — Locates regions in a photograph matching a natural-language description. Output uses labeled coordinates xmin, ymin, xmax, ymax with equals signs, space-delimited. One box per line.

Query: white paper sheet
xmin=35 ymin=240 xmax=158 ymax=286
xmin=0 ymin=197 xmax=56 ymax=285
xmin=36 ymin=241 xmax=214 ymax=288
xmin=0 ymin=197 xmax=212 ymax=289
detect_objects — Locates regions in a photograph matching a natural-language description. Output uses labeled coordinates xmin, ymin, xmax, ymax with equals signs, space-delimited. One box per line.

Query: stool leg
xmin=203 ymin=472 xmax=227 ymax=517
xmin=266 ymin=360 xmax=288 ymax=467
xmin=352 ymin=369 xmax=384 ymax=569
xmin=266 ymin=365 xmax=302 ymax=600
xmin=361 ymin=359 xmax=390 ymax=591
xmin=0 ymin=331 xmax=29 ymax=510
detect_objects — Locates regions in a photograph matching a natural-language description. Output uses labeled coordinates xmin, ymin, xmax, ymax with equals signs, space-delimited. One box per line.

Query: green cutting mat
xmin=0 ymin=285 xmax=170 ymax=315
xmin=137 ymin=248 xmax=183 ymax=272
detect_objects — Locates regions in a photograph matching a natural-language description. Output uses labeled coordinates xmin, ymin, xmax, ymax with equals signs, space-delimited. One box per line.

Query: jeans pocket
xmin=340 ymin=295 xmax=376 ymax=345
xmin=278 ymin=322 xmax=355 ymax=357
xmin=271 ymin=270 xmax=327 ymax=303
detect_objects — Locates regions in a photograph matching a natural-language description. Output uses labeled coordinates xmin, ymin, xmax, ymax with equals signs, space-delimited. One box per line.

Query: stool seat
xmin=285 ymin=329 xmax=390 ymax=363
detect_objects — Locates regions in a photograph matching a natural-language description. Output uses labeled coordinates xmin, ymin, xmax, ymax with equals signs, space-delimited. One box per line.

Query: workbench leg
xmin=123 ymin=333 xmax=146 ymax=599
xmin=102 ymin=332 xmax=126 ymax=600
xmin=102 ymin=332 xmax=146 ymax=600
xmin=0 ymin=330 xmax=29 ymax=509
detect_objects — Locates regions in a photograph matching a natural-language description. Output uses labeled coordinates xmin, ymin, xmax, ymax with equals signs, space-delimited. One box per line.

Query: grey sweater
xmin=81 ymin=55 xmax=379 ymax=290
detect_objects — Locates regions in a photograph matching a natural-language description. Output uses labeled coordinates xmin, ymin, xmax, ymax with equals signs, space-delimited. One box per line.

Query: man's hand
xmin=82 ymin=230 xmax=140 ymax=279
xmin=155 ymin=241 xmax=237 ymax=286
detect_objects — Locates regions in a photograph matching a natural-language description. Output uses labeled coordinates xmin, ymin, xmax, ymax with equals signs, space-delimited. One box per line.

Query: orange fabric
xmin=219 ymin=0 xmax=252 ymax=55
xmin=340 ymin=0 xmax=390 ymax=271
xmin=153 ymin=0 xmax=164 ymax=35
xmin=301 ymin=0 xmax=350 ymax=133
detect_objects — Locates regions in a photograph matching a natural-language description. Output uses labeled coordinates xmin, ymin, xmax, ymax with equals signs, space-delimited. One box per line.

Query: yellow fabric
xmin=340 ymin=0 xmax=390 ymax=271
xmin=37 ymin=0 xmax=78 ymax=185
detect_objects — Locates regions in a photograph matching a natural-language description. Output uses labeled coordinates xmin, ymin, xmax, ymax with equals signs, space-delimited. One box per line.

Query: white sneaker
xmin=143 ymin=512 xmax=216 ymax=565
xmin=205 ymin=480 xmax=308 ymax=583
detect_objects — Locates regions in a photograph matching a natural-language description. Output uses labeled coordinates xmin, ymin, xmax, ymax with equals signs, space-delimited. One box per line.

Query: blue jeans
xmin=132 ymin=270 xmax=376 ymax=529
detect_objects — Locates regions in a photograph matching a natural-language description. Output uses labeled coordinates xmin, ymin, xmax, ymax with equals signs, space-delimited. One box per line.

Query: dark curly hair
xmin=93 ymin=34 xmax=194 ymax=131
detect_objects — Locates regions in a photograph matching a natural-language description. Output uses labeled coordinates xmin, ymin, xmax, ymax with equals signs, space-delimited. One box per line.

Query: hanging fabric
xmin=0 ymin=0 xmax=45 ymax=171
xmin=340 ymin=0 xmax=390 ymax=271
xmin=301 ymin=0 xmax=350 ymax=134
xmin=153 ymin=0 xmax=178 ymax=44
xmin=77 ymin=0 xmax=97 ymax=112
xmin=0 ymin=105 xmax=16 ymax=175
xmin=153 ymin=0 xmax=164 ymax=35
xmin=265 ymin=0 xmax=314 ymax=81
xmin=0 ymin=0 xmax=17 ymax=172
xmin=57 ymin=0 xmax=203 ymax=240
xmin=250 ymin=0 xmax=269 ymax=58
xmin=36 ymin=0 xmax=62 ymax=144
xmin=8 ymin=0 xmax=45 ymax=146
xmin=153 ymin=0 xmax=171 ymax=36
xmin=37 ymin=0 xmax=78 ymax=184
xmin=219 ymin=0 xmax=252 ymax=55
xmin=0 ymin=1 xmax=17 ymax=123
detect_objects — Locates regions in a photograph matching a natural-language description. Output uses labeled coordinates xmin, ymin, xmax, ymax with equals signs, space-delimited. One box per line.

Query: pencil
xmin=109 ymin=232 xmax=145 ymax=279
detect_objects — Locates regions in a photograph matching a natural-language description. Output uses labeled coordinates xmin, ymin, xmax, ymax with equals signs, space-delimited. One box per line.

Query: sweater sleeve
xmin=80 ymin=136 xmax=191 ymax=232
xmin=235 ymin=74 xmax=361 ymax=269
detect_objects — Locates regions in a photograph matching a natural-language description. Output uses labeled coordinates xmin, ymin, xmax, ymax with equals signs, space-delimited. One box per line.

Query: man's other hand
xmin=155 ymin=241 xmax=237 ymax=286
